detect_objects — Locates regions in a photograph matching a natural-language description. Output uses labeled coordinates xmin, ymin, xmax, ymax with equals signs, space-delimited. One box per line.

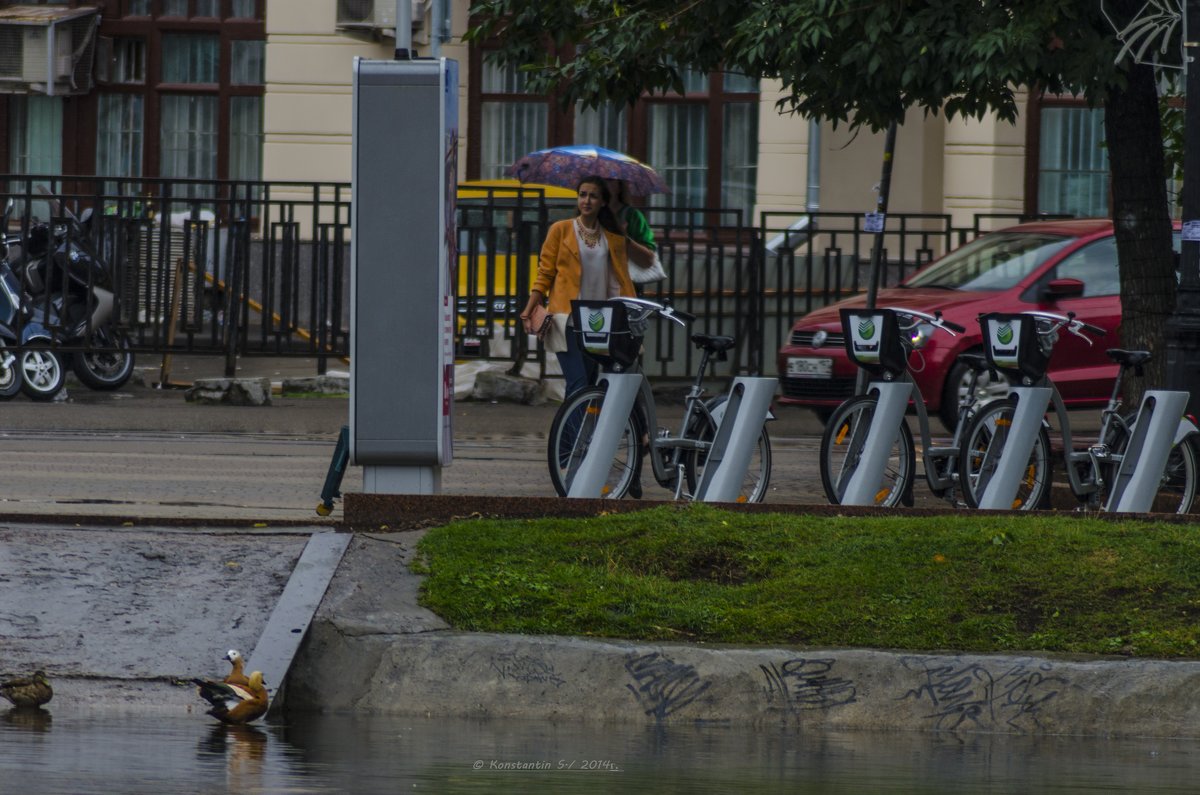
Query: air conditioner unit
xmin=336 ymin=0 xmax=429 ymax=33
xmin=336 ymin=0 xmax=395 ymax=30
xmin=21 ymin=26 xmax=73 ymax=83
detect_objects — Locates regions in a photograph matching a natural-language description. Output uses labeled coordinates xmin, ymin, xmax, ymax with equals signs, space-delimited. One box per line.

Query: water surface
xmin=1 ymin=709 xmax=1195 ymax=793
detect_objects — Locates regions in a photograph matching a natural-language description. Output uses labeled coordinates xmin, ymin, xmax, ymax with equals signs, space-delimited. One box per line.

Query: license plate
xmin=787 ymin=357 xmax=832 ymax=379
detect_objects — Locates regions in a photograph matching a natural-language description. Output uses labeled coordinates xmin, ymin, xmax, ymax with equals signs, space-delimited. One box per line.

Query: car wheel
xmin=939 ymin=354 xmax=1010 ymax=432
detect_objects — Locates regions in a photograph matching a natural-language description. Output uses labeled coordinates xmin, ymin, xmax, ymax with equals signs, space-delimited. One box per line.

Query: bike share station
xmin=564 ymin=301 xmax=775 ymax=503
xmin=974 ymin=313 xmax=1194 ymax=514
xmin=319 ymin=55 xmax=458 ymax=511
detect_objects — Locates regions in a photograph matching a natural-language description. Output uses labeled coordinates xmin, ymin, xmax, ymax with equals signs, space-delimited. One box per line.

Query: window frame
xmin=93 ymin=3 xmax=264 ymax=185
xmin=1024 ymin=91 xmax=1112 ymax=218
xmin=466 ymin=44 xmax=759 ymax=225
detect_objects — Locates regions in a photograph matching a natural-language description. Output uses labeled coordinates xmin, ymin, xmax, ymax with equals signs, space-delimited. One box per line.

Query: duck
xmin=223 ymin=650 xmax=249 ymax=686
xmin=0 ymin=670 xmax=53 ymax=708
xmin=194 ymin=670 xmax=268 ymax=725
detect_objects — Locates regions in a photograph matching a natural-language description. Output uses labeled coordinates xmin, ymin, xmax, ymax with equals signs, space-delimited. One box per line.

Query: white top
xmin=574 ymin=219 xmax=619 ymax=302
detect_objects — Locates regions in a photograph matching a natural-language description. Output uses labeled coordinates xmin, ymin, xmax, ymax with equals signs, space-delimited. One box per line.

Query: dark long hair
xmin=577 ymin=175 xmax=621 ymax=235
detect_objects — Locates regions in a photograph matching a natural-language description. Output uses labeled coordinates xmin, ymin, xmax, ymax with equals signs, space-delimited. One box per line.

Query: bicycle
xmin=960 ymin=310 xmax=1198 ymax=512
xmin=819 ymin=306 xmax=1042 ymax=508
xmin=547 ymin=296 xmax=772 ymax=502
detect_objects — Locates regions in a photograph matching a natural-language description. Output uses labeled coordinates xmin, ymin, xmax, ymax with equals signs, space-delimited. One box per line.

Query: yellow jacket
xmin=532 ymin=218 xmax=636 ymax=314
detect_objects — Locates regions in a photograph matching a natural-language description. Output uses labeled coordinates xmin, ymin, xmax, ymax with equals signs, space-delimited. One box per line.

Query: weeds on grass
xmin=415 ymin=504 xmax=1200 ymax=657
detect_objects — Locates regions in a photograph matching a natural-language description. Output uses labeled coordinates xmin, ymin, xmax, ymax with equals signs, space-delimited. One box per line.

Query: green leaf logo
xmin=997 ymin=323 xmax=1013 ymax=345
xmin=588 ymin=310 xmax=605 ymax=332
xmin=858 ymin=318 xmax=876 ymax=340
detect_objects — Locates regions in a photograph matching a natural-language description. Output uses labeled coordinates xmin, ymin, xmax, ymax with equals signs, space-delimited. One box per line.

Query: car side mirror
xmin=1042 ymin=277 xmax=1084 ymax=301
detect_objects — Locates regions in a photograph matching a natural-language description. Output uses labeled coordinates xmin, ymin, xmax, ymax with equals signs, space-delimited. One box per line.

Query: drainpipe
xmin=431 ymin=0 xmax=451 ymax=58
xmin=395 ymin=0 xmax=412 ymax=59
xmin=806 ymin=118 xmax=821 ymax=212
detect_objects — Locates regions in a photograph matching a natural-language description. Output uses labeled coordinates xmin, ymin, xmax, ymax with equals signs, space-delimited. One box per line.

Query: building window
xmin=469 ymin=48 xmax=760 ymax=223
xmin=112 ymin=37 xmax=146 ymax=84
xmin=160 ymin=94 xmax=218 ymax=196
xmin=575 ymin=103 xmax=626 ymax=152
xmin=96 ymin=93 xmax=144 ymax=193
xmin=1037 ymin=106 xmax=1108 ymax=217
xmin=230 ymin=95 xmax=262 ymax=182
xmin=231 ymin=40 xmax=265 ymax=85
xmin=8 ymin=95 xmax=63 ymax=175
xmin=647 ymin=103 xmax=707 ymax=225
xmin=55 ymin=4 xmax=268 ymax=192
xmin=479 ymin=54 xmax=547 ymax=180
xmin=161 ymin=33 xmax=219 ymax=84
xmin=722 ymin=100 xmax=758 ymax=225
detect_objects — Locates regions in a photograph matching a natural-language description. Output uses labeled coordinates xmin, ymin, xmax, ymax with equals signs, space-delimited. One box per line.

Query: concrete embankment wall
xmin=285 ymin=532 xmax=1200 ymax=739
xmin=6 ymin=525 xmax=1200 ymax=738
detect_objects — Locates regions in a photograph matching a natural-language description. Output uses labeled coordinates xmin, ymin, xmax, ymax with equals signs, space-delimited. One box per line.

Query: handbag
xmin=528 ymin=303 xmax=553 ymax=341
xmin=628 ymin=252 xmax=667 ymax=285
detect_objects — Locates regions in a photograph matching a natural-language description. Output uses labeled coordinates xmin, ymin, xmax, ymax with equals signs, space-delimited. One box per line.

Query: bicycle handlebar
xmin=1004 ymin=310 xmax=1107 ymax=345
xmin=883 ymin=306 xmax=965 ymax=336
xmin=613 ymin=296 xmax=694 ymax=326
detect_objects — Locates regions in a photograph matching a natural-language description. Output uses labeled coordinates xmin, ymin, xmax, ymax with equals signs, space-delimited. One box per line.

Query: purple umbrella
xmin=507 ymin=145 xmax=669 ymax=196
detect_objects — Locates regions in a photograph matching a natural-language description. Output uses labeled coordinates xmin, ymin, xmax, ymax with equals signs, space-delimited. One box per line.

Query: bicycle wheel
xmin=820 ymin=395 xmax=915 ymax=507
xmin=958 ymin=398 xmax=1052 ymax=510
xmin=682 ymin=396 xmax=772 ymax=503
xmin=547 ymin=386 xmax=640 ymax=498
xmin=1104 ymin=419 xmax=1199 ymax=514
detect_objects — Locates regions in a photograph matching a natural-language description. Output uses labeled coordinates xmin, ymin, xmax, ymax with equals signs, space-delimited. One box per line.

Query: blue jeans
xmin=556 ymin=328 xmax=597 ymax=399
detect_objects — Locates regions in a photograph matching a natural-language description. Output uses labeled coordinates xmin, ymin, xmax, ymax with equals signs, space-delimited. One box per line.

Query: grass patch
xmin=413 ymin=504 xmax=1200 ymax=657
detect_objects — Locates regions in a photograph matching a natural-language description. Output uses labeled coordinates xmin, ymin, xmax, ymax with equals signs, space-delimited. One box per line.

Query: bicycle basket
xmin=979 ymin=312 xmax=1050 ymax=382
xmin=571 ymin=299 xmax=641 ymax=370
xmin=839 ymin=308 xmax=907 ymax=377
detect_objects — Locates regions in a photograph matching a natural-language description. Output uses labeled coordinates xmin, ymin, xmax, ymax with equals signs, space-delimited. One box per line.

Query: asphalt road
xmin=0 ymin=357 xmax=832 ymax=520
xmin=0 ymin=357 xmax=1107 ymax=521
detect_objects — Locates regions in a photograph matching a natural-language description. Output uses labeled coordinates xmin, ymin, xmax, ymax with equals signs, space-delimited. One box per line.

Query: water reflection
xmin=4 ymin=707 xmax=51 ymax=733
xmin=0 ymin=710 xmax=1198 ymax=793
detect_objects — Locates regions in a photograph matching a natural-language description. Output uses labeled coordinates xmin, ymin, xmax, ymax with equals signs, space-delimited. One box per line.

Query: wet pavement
xmin=0 ymin=354 xmax=1113 ymax=521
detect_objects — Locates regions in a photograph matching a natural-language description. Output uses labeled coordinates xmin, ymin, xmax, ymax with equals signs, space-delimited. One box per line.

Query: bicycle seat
xmin=691 ymin=334 xmax=735 ymax=354
xmin=1105 ymin=349 xmax=1151 ymax=368
xmin=959 ymin=352 xmax=990 ymax=372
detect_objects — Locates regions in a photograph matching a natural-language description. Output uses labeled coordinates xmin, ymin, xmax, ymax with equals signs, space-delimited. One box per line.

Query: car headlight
xmin=910 ymin=322 xmax=935 ymax=350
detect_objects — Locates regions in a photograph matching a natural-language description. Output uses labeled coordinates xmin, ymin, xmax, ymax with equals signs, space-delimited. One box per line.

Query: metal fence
xmin=1 ymin=173 xmax=1052 ymax=381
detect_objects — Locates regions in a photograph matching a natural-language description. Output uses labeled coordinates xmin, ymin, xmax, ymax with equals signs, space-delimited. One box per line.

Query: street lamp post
xmin=1165 ymin=0 xmax=1200 ymax=410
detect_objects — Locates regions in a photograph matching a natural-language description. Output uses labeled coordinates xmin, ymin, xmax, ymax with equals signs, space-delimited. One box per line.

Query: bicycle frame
xmin=974 ymin=310 xmax=1198 ymax=513
xmin=1106 ymin=391 xmax=1198 ymax=512
xmin=827 ymin=306 xmax=966 ymax=506
xmin=559 ymin=296 xmax=774 ymax=502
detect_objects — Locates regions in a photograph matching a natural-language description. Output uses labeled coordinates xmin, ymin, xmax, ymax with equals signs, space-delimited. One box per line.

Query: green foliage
xmin=467 ymin=0 xmax=1128 ymax=131
xmin=417 ymin=505 xmax=1200 ymax=657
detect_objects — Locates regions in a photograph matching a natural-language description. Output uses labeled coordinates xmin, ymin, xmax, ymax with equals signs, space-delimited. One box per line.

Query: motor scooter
xmin=0 ymin=198 xmax=59 ymax=400
xmin=16 ymin=198 xmax=134 ymax=391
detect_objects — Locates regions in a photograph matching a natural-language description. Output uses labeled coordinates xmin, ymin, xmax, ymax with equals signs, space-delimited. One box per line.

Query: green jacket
xmin=619 ymin=206 xmax=656 ymax=252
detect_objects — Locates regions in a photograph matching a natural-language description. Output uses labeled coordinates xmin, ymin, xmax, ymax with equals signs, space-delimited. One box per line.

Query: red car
xmin=777 ymin=219 xmax=1181 ymax=429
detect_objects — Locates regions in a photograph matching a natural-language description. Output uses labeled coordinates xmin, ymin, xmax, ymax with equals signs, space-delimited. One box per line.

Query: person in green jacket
xmin=604 ymin=179 xmax=658 ymax=296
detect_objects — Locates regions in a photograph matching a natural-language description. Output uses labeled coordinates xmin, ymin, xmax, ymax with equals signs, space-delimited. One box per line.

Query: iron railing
xmin=1 ymin=173 xmax=1059 ymax=381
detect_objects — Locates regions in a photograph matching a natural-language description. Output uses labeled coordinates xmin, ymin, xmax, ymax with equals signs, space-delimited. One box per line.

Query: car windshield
xmin=904 ymin=232 xmax=1075 ymax=292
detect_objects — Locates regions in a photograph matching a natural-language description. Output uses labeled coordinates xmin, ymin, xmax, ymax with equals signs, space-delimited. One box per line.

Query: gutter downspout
xmin=395 ymin=0 xmax=412 ymax=59
xmin=806 ymin=118 xmax=821 ymax=212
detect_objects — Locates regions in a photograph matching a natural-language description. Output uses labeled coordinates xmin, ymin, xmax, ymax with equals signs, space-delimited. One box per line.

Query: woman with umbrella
xmin=520 ymin=175 xmax=646 ymax=397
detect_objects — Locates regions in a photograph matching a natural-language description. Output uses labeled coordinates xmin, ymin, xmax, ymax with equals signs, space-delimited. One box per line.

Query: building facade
xmin=0 ymin=0 xmax=1110 ymax=228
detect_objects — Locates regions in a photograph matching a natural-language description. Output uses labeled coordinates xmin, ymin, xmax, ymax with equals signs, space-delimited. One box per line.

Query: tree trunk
xmin=1104 ymin=60 xmax=1176 ymax=407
